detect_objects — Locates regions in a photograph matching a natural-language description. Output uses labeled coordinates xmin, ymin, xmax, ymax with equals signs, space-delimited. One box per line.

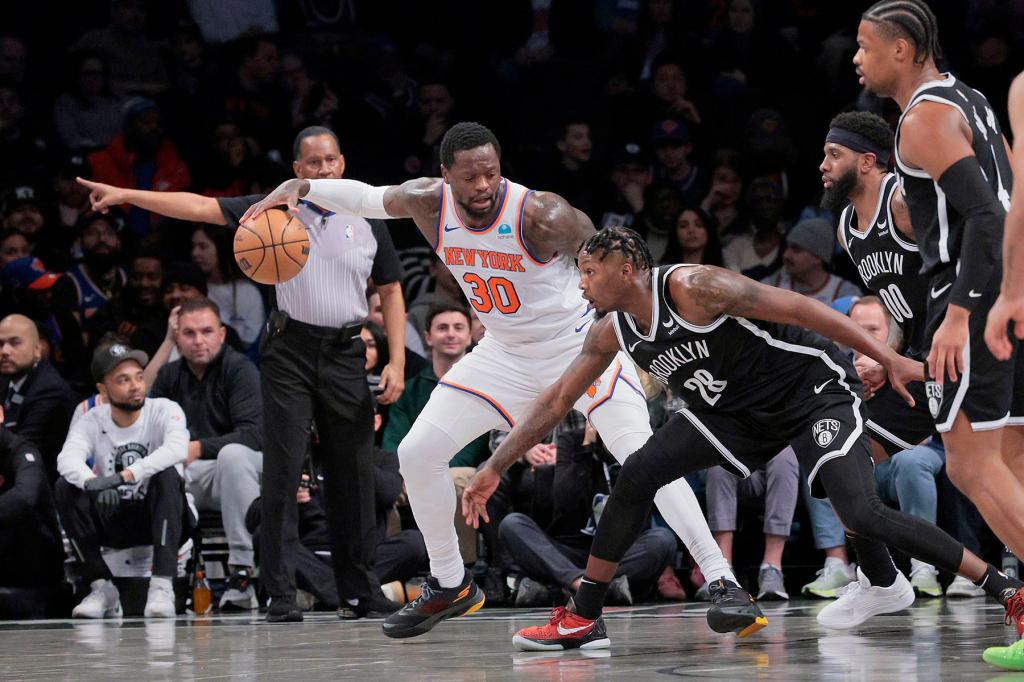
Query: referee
xmin=77 ymin=126 xmax=407 ymax=622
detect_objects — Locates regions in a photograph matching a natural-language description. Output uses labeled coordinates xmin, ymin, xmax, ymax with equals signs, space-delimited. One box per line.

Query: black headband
xmin=825 ymin=128 xmax=891 ymax=166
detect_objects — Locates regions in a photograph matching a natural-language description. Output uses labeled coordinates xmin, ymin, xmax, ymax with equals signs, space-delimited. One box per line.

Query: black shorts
xmin=678 ymin=361 xmax=870 ymax=499
xmin=924 ymin=267 xmax=1024 ymax=432
xmin=865 ymin=381 xmax=935 ymax=455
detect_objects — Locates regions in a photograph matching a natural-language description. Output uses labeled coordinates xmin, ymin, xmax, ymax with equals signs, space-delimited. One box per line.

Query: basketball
xmin=233 ymin=208 xmax=309 ymax=285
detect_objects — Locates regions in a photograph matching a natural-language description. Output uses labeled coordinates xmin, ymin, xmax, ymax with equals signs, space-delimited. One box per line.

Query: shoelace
xmin=409 ymin=580 xmax=438 ymax=607
xmin=548 ymin=606 xmax=568 ymax=625
xmin=1004 ymin=589 xmax=1024 ymax=627
xmin=833 ymin=579 xmax=864 ymax=599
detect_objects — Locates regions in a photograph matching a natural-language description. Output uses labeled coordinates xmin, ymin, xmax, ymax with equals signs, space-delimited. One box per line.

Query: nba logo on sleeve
xmin=812 ymin=419 xmax=840 ymax=448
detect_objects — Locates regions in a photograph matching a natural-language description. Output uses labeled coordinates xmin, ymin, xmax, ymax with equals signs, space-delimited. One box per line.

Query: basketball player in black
xmin=461 ymin=227 xmax=1023 ymax=651
xmin=821 ymin=111 xmax=934 ymax=457
xmin=856 ymin=1 xmax=1024 ymax=584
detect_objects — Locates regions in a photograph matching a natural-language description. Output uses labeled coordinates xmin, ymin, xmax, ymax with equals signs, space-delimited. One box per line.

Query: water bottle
xmin=1002 ymin=546 xmax=1019 ymax=581
xmin=192 ymin=564 xmax=212 ymax=615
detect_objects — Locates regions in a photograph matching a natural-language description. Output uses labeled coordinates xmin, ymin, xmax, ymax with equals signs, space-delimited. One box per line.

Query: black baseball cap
xmin=92 ymin=343 xmax=149 ymax=382
xmin=2 ymin=186 xmax=40 ymax=215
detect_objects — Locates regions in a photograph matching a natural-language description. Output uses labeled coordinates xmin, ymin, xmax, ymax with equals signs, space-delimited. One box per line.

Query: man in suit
xmin=0 ymin=314 xmax=75 ymax=483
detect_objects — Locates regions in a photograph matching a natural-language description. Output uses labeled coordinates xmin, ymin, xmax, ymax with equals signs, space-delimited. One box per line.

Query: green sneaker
xmin=802 ymin=562 xmax=855 ymax=599
xmin=983 ymin=638 xmax=1024 ymax=671
xmin=909 ymin=562 xmax=943 ymax=598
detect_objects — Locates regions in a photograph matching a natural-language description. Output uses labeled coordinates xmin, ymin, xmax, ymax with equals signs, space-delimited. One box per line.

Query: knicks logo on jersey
xmin=443 ymin=246 xmax=526 ymax=273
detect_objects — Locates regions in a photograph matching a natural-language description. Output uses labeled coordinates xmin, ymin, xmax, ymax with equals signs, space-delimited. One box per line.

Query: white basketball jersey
xmin=436 ymin=178 xmax=590 ymax=345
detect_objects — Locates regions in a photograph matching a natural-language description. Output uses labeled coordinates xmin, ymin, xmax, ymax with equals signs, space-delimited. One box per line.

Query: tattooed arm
xmin=671 ymin=266 xmax=923 ymax=402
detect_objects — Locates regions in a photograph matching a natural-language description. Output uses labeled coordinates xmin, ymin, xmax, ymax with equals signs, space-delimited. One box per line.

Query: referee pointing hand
xmin=77 ymin=125 xmax=407 ymax=621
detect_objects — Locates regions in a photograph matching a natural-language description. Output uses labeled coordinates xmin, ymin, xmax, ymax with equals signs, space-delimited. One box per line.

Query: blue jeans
xmin=802 ymin=470 xmax=847 ymax=549
xmin=873 ymin=440 xmax=945 ymax=523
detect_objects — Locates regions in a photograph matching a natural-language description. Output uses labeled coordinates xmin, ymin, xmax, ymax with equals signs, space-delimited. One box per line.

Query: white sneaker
xmin=816 ymin=568 xmax=914 ymax=630
xmin=144 ymin=577 xmax=177 ymax=618
xmin=802 ymin=561 xmax=856 ymax=598
xmin=72 ymin=579 xmax=122 ymax=619
xmin=909 ymin=561 xmax=943 ymax=597
xmin=946 ymin=574 xmax=986 ymax=598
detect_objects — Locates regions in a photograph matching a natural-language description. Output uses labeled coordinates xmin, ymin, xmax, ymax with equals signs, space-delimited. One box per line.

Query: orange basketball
xmin=233 ymin=208 xmax=309 ymax=284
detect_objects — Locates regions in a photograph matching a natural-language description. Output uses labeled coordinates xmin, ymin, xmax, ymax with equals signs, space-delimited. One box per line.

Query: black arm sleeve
xmin=216 ymin=194 xmax=268 ymax=227
xmin=937 ymin=157 xmax=1006 ymax=310
xmin=369 ymin=220 xmax=402 ymax=285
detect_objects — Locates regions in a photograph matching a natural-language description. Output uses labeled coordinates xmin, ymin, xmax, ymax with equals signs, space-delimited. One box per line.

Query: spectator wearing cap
xmin=0 ymin=257 xmax=88 ymax=387
xmin=2 ymin=186 xmax=46 ymax=252
xmin=88 ymin=98 xmax=191 ymax=235
xmin=0 ymin=313 xmax=75 ymax=484
xmin=66 ymin=211 xmax=127 ymax=324
xmin=53 ymin=49 xmax=127 ymax=151
xmin=760 ymin=218 xmax=862 ymax=305
xmin=55 ymin=343 xmax=190 ymax=619
xmin=652 ymin=119 xmax=704 ymax=204
xmin=54 ymin=155 xmax=94 ymax=231
xmin=149 ymin=297 xmax=264 ymax=609
xmin=599 ymin=142 xmax=652 ymax=230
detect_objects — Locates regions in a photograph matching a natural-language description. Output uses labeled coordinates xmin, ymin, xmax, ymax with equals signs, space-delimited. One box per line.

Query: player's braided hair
xmin=828 ymin=111 xmax=894 ymax=168
xmin=440 ymin=122 xmax=502 ymax=168
xmin=863 ymin=0 xmax=943 ymax=66
xmin=580 ymin=226 xmax=653 ymax=276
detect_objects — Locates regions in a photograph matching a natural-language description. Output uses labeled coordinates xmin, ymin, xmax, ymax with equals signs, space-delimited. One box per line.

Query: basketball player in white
xmin=244 ymin=122 xmax=765 ymax=638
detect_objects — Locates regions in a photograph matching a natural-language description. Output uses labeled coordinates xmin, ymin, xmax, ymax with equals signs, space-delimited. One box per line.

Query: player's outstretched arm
xmin=239 ymin=176 xmax=440 ymax=224
xmin=76 ymin=177 xmax=226 ymax=225
xmin=461 ymin=318 xmax=619 ymax=527
xmin=677 ymin=266 xmax=923 ymax=404
xmin=986 ymin=71 xmax=1024 ymax=360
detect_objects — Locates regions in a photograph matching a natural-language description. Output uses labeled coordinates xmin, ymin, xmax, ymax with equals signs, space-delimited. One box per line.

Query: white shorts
xmin=431 ymin=333 xmax=649 ymax=433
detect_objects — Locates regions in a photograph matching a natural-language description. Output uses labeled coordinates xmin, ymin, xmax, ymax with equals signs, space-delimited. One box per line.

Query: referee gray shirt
xmin=218 ymin=195 xmax=402 ymax=328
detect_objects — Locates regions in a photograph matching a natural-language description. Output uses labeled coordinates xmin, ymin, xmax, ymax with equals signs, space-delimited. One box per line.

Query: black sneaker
xmin=338 ymin=595 xmax=403 ymax=620
xmin=706 ymin=577 xmax=767 ymax=637
xmin=266 ymin=595 xmax=303 ymax=623
xmin=382 ymin=571 xmax=485 ymax=638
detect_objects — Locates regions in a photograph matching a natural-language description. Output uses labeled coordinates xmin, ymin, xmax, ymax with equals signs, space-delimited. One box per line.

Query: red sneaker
xmin=512 ymin=605 xmax=610 ymax=651
xmin=1004 ymin=586 xmax=1024 ymax=639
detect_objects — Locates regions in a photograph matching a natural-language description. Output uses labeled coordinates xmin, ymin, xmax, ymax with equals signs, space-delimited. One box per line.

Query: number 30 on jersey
xmin=463 ymin=273 xmax=522 ymax=314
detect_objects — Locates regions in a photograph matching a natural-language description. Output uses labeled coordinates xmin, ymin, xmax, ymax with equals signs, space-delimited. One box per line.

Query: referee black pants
xmin=259 ymin=321 xmax=379 ymax=603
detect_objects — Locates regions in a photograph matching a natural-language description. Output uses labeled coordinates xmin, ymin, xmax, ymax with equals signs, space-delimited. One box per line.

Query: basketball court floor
xmin=1 ymin=599 xmax=1019 ymax=680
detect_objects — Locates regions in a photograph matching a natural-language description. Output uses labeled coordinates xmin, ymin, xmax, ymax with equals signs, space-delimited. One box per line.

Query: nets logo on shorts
xmin=812 ymin=419 xmax=840 ymax=448
xmin=926 ymin=382 xmax=943 ymax=418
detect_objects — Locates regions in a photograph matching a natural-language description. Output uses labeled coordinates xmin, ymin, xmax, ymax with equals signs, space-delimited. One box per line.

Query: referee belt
xmin=275 ymin=313 xmax=363 ymax=344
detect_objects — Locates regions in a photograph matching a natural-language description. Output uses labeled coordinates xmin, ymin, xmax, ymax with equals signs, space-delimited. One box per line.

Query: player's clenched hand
xmin=927 ymin=307 xmax=969 ymax=387
xmin=240 ymin=178 xmax=306 ymax=223
xmin=886 ymin=354 xmax=924 ymax=407
xmin=462 ymin=466 xmax=501 ymax=529
xmin=76 ymin=177 xmax=124 ymax=214
xmin=985 ymin=294 xmax=1024 ymax=361
xmin=376 ymin=362 xmax=404 ymax=404
xmin=855 ymin=355 xmax=886 ymax=400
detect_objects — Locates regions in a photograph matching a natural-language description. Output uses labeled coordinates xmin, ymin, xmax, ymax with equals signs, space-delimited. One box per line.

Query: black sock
xmin=973 ymin=564 xmax=1024 ymax=603
xmin=848 ymin=535 xmax=898 ymax=587
xmin=573 ymin=576 xmax=609 ymax=620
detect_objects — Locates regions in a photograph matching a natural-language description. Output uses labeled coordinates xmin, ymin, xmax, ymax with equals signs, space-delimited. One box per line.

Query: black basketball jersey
xmin=611 ymin=265 xmax=854 ymax=413
xmin=839 ymin=173 xmax=928 ymax=357
xmin=894 ymin=74 xmax=1012 ymax=274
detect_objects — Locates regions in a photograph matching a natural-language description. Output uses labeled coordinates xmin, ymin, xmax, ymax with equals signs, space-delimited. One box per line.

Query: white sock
xmin=760 ymin=562 xmax=781 ymax=571
xmin=824 ymin=556 xmax=847 ymax=571
xmin=149 ymin=576 xmax=173 ymax=591
xmin=598 ymin=424 xmax=738 ymax=585
xmin=910 ymin=558 xmax=935 ymax=575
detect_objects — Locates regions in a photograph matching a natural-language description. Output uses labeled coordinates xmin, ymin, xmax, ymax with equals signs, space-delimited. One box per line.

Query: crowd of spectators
xmin=0 ymin=0 xmax=1019 ymax=617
